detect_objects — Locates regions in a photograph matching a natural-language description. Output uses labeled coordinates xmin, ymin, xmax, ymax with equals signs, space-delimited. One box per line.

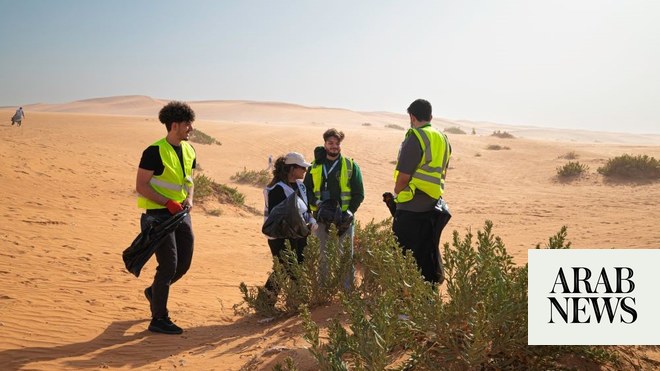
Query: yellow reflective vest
xmin=394 ymin=125 xmax=450 ymax=203
xmin=309 ymin=156 xmax=353 ymax=212
xmin=137 ymin=138 xmax=195 ymax=209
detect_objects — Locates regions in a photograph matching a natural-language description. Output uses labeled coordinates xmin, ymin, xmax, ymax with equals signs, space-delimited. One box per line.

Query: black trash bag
xmin=262 ymin=192 xmax=310 ymax=239
xmin=122 ymin=207 xmax=190 ymax=277
xmin=316 ymin=199 xmax=342 ymax=226
xmin=431 ymin=198 xmax=451 ymax=284
xmin=433 ymin=198 xmax=451 ymax=231
xmin=382 ymin=192 xmax=397 ymax=217
xmin=337 ymin=211 xmax=354 ymax=236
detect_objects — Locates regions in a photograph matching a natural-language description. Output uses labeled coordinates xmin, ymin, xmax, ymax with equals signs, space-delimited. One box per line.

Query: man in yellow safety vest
xmin=390 ymin=99 xmax=451 ymax=285
xmin=135 ymin=101 xmax=197 ymax=334
xmin=304 ymin=128 xmax=364 ymax=288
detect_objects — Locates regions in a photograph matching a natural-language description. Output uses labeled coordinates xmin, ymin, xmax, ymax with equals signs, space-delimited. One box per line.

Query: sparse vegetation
xmin=385 ymin=123 xmax=406 ymax=131
xmin=193 ymin=173 xmax=260 ymax=215
xmin=472 ymin=127 xmax=476 ymax=135
xmin=444 ymin=126 xmax=466 ymax=134
xmin=362 ymin=122 xmax=371 ymax=126
xmin=559 ymin=151 xmax=579 ymax=160
xmin=557 ymin=161 xmax=589 ymax=178
xmin=492 ymin=130 xmax=515 ymax=139
xmin=475 ymin=152 xmax=482 ymax=157
xmin=189 ymin=129 xmax=221 ymax=145
xmin=597 ymin=154 xmax=660 ymax=180
xmin=290 ymin=221 xmax=624 ymax=369
xmin=231 ymin=167 xmax=270 ymax=187
xmin=234 ymin=224 xmax=353 ymax=318
xmin=486 ymin=144 xmax=510 ymax=150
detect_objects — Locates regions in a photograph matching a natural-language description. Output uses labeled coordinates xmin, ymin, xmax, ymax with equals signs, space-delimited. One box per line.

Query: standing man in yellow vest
xmin=304 ymin=128 xmax=364 ymax=287
xmin=136 ymin=101 xmax=196 ymax=334
xmin=391 ymin=99 xmax=451 ymax=285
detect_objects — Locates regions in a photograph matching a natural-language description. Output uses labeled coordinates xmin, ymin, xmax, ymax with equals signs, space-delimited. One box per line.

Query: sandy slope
xmin=0 ymin=99 xmax=659 ymax=370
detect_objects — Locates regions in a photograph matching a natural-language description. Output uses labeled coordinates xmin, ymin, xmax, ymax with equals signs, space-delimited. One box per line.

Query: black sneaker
xmin=148 ymin=317 xmax=183 ymax=335
xmin=144 ymin=287 xmax=152 ymax=304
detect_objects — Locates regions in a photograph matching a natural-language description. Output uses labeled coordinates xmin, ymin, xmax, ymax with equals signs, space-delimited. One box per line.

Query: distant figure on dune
xmin=11 ymin=107 xmax=25 ymax=127
xmin=387 ymin=99 xmax=452 ymax=286
xmin=135 ymin=101 xmax=197 ymax=335
xmin=267 ymin=154 xmax=273 ymax=170
xmin=259 ymin=152 xmax=317 ymax=305
xmin=303 ymin=128 xmax=364 ymax=288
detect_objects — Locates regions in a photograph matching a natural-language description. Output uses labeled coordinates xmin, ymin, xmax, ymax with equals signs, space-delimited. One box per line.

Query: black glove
xmin=337 ymin=210 xmax=354 ymax=236
xmin=382 ymin=192 xmax=397 ymax=217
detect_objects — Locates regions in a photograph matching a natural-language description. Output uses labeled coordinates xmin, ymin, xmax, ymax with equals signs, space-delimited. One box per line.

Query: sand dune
xmin=1 ymin=98 xmax=659 ymax=370
xmin=21 ymin=96 xmax=660 ymax=144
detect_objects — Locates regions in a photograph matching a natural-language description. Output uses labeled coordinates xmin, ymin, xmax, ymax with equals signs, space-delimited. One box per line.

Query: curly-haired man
xmin=135 ymin=101 xmax=197 ymax=334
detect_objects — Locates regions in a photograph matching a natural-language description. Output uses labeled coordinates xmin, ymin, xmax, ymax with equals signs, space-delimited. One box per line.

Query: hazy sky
xmin=1 ymin=1 xmax=658 ymax=134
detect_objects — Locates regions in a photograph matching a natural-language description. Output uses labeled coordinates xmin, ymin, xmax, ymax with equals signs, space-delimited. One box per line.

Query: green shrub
xmin=192 ymin=173 xmax=214 ymax=201
xmin=193 ymin=174 xmax=257 ymax=214
xmin=557 ymin=161 xmax=589 ymax=178
xmin=597 ymin=154 xmax=660 ymax=180
xmin=231 ymin=167 xmax=270 ymax=187
xmin=385 ymin=123 xmax=405 ymax=130
xmin=234 ymin=225 xmax=354 ymax=318
xmin=486 ymin=144 xmax=510 ymax=150
xmin=189 ymin=129 xmax=221 ymax=145
xmin=297 ymin=220 xmax=621 ymax=370
xmin=492 ymin=130 xmax=515 ymax=138
xmin=444 ymin=126 xmax=466 ymax=134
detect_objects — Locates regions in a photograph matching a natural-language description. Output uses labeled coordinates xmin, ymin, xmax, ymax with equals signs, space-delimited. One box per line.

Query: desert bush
xmin=444 ymin=126 xmax=466 ymax=134
xmin=557 ymin=161 xmax=589 ymax=178
xmin=231 ymin=167 xmax=270 ymax=187
xmin=385 ymin=123 xmax=406 ymax=131
xmin=492 ymin=130 xmax=515 ymax=138
xmin=299 ymin=220 xmax=620 ymax=370
xmin=234 ymin=225 xmax=354 ymax=318
xmin=486 ymin=144 xmax=510 ymax=150
xmin=559 ymin=151 xmax=579 ymax=160
xmin=192 ymin=173 xmax=214 ymax=201
xmin=362 ymin=122 xmax=371 ymax=126
xmin=472 ymin=128 xmax=476 ymax=135
xmin=189 ymin=129 xmax=221 ymax=145
xmin=597 ymin=154 xmax=660 ymax=180
xmin=193 ymin=174 xmax=255 ymax=213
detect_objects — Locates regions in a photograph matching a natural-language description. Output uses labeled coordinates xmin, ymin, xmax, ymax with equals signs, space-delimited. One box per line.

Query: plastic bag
xmin=262 ymin=192 xmax=310 ymax=239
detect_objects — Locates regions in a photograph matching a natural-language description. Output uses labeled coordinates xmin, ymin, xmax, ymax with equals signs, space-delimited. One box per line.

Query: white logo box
xmin=528 ymin=249 xmax=660 ymax=345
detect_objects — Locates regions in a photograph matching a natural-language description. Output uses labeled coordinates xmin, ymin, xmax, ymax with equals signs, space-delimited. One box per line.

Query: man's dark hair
xmin=159 ymin=101 xmax=195 ymax=131
xmin=407 ymin=99 xmax=432 ymax=122
xmin=323 ymin=128 xmax=345 ymax=143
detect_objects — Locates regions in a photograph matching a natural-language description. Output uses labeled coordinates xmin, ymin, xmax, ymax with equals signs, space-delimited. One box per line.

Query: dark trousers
xmin=141 ymin=210 xmax=194 ymax=319
xmin=264 ymin=237 xmax=306 ymax=293
xmin=392 ymin=209 xmax=447 ymax=284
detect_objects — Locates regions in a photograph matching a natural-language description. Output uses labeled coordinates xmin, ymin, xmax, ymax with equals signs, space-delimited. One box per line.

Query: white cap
xmin=284 ymin=152 xmax=311 ymax=168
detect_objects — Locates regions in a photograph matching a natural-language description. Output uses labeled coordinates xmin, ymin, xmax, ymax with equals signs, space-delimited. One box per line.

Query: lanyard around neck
xmin=323 ymin=159 xmax=339 ymax=189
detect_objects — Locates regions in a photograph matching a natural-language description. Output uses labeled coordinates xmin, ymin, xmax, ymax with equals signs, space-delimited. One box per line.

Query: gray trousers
xmin=316 ymin=221 xmax=354 ymax=288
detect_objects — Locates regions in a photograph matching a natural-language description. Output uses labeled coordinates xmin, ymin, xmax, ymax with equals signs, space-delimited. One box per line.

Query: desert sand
xmin=1 ymin=96 xmax=659 ymax=370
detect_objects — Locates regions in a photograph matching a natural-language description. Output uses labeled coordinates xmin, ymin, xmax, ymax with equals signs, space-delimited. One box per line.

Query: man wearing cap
xmin=304 ymin=128 xmax=364 ymax=288
xmin=261 ymin=152 xmax=316 ymax=302
xmin=390 ymin=99 xmax=451 ymax=285
xmin=135 ymin=101 xmax=196 ymax=334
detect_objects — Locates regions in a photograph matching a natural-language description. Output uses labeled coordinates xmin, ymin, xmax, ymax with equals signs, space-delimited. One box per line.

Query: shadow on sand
xmin=0 ymin=313 xmax=306 ymax=370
